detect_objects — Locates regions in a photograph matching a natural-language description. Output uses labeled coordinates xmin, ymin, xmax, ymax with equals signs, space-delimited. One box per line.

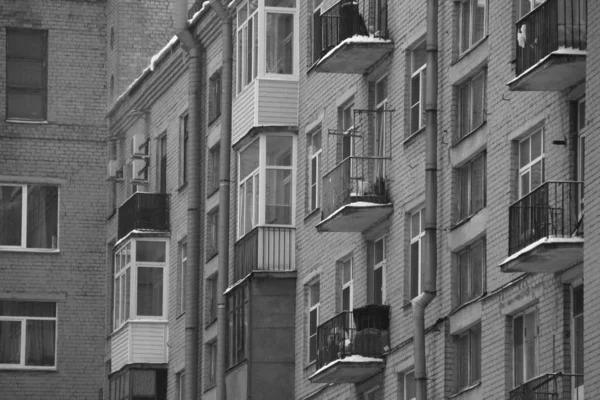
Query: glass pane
xmin=309 ymin=309 xmax=317 ymax=333
xmin=237 ymin=4 xmax=247 ymax=27
xmin=0 ymin=321 xmax=21 ymax=363
xmin=137 ymin=267 xmax=164 ymax=316
xmin=343 ymin=106 xmax=353 ymax=131
xmin=471 ymin=73 xmax=485 ymax=128
xmin=578 ymin=100 xmax=586 ymax=129
xmin=7 ymin=91 xmax=45 ymax=120
xmin=374 ymin=238 xmax=385 ymax=264
xmin=266 ymin=0 xmax=295 ymax=6
xmin=376 ymin=77 xmax=388 ymax=104
xmin=124 ymin=269 xmax=130 ymax=320
xmin=7 ymin=59 xmax=44 ymax=87
xmin=240 ymin=139 xmax=260 ymax=178
xmin=460 ymin=82 xmax=471 ymax=137
xmin=311 ymin=131 xmax=322 ymax=153
xmin=530 ymin=161 xmax=542 ymax=191
xmin=0 ymin=301 xmax=56 ymax=317
xmin=266 ymin=136 xmax=293 ymax=166
xmin=531 ymin=130 xmax=542 ymax=160
xmin=520 ymin=171 xmax=530 ymax=197
xmin=410 ymin=242 xmax=420 ymax=297
xmin=253 ymin=15 xmax=258 ymax=80
xmin=0 ymin=185 xmax=23 ymax=246
xmin=343 ymin=260 xmax=352 ymax=283
xmin=405 ymin=371 xmax=415 ymax=399
xmin=265 ymin=169 xmax=291 ymax=224
xmin=457 ymin=333 xmax=469 ymax=388
xmin=25 ymin=320 xmax=55 ymax=366
xmin=27 ymin=185 xmax=58 ymax=249
xmin=266 ymin=13 xmax=294 ymax=74
xmin=519 ymin=137 xmax=530 ymax=168
xmin=237 ymin=26 xmax=243 ymax=92
xmin=473 ymin=0 xmax=486 ymax=44
xmin=458 ymin=250 xmax=469 ymax=303
xmin=247 ymin=17 xmax=253 ymax=84
xmin=411 ymin=211 xmax=421 ymax=238
xmin=7 ymin=30 xmax=45 ymax=59
xmin=342 ymin=286 xmax=350 ymax=310
xmin=411 ymin=42 xmax=426 ymax=72
xmin=460 ymin=1 xmax=471 ymax=52
xmin=244 ymin=178 xmax=254 ymax=233
xmin=472 ymin=155 xmax=485 ymax=212
xmin=574 ymin=315 xmax=584 ymax=376
xmin=114 ymin=277 xmax=121 ymax=326
xmin=471 ymin=328 xmax=481 ymax=382
xmin=132 ymin=369 xmax=156 ymax=396
xmin=136 ymin=241 xmax=166 ymax=262
xmin=374 ymin=266 xmax=383 ymax=304
xmin=310 ymin=284 xmax=320 ymax=306
xmin=309 ymin=335 xmax=316 ymax=361
xmin=460 ymin=165 xmax=470 ymax=219
xmin=471 ymin=242 xmax=483 ymax=298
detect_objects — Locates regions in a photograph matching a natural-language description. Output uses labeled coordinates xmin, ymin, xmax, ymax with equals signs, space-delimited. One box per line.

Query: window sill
xmin=402 ymin=127 xmax=426 ymax=146
xmin=453 ymin=121 xmax=487 ymax=148
xmin=304 ymin=207 xmax=320 ymax=222
xmin=5 ymin=119 xmax=48 ymax=125
xmin=0 ymin=365 xmax=57 ymax=371
xmin=208 ymin=115 xmax=221 ymax=127
xmin=454 ymin=35 xmax=488 ymax=65
xmin=206 ymin=252 xmax=218 ymax=263
xmin=176 ymin=311 xmax=185 ymax=321
xmin=203 ymin=384 xmax=216 ymax=394
xmin=450 ymin=208 xmax=484 ymax=231
xmin=304 ymin=360 xmax=317 ymax=371
xmin=0 ymin=247 xmax=59 ymax=254
xmin=178 ymin=182 xmax=188 ymax=193
xmin=107 ymin=209 xmax=117 ymax=221
xmin=449 ymin=380 xmax=481 ymax=399
xmin=307 ymin=61 xmax=319 ymax=75
xmin=205 ymin=317 xmax=217 ymax=329
xmin=207 ymin=187 xmax=219 ymax=198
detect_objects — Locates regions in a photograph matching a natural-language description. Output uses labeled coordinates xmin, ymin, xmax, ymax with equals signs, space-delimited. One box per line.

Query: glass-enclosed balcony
xmin=508 ymin=0 xmax=587 ymax=91
xmin=310 ymin=305 xmax=390 ymax=383
xmin=508 ymin=372 xmax=583 ymax=400
xmin=500 ymin=181 xmax=583 ymax=273
xmin=117 ymin=192 xmax=170 ymax=240
xmin=314 ymin=0 xmax=394 ymax=74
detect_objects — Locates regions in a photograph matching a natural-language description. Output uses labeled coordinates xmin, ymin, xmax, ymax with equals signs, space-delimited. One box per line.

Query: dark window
xmin=6 ymin=29 xmax=47 ymax=121
xmin=456 ymin=153 xmax=486 ymax=222
xmin=206 ymin=208 xmax=219 ymax=261
xmin=209 ymin=70 xmax=222 ymax=123
xmin=208 ymin=146 xmax=220 ymax=195
xmin=457 ymin=239 xmax=485 ymax=306
xmin=228 ymin=284 xmax=248 ymax=367
xmin=457 ymin=325 xmax=481 ymax=390
xmin=181 ymin=114 xmax=189 ymax=184
xmin=158 ymin=135 xmax=167 ymax=193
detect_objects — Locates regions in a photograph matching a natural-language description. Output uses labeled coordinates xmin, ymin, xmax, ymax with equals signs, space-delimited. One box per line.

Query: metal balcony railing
xmin=508 ymin=181 xmax=583 ymax=256
xmin=515 ymin=0 xmax=587 ymax=75
xmin=321 ymin=156 xmax=389 ymax=220
xmin=118 ymin=192 xmax=170 ymax=239
xmin=508 ymin=372 xmax=584 ymax=400
xmin=234 ymin=226 xmax=295 ymax=282
xmin=320 ymin=0 xmax=389 ymax=57
xmin=316 ymin=305 xmax=390 ymax=370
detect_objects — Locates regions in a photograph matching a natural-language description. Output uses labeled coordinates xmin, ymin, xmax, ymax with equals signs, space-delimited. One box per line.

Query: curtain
xmin=25 ymin=319 xmax=55 ymax=366
xmin=0 ymin=186 xmax=22 ymax=246
xmin=0 ymin=321 xmax=21 ymax=363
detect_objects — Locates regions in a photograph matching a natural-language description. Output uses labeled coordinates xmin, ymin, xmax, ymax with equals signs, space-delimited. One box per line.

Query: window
xmin=576 ymin=98 xmax=585 ymax=216
xmin=236 ymin=1 xmax=258 ymax=93
xmin=158 ymin=134 xmax=167 ymax=193
xmin=368 ymin=236 xmax=386 ymax=304
xmin=180 ymin=114 xmax=189 ymax=185
xmin=456 ymin=239 xmax=485 ymax=306
xmin=209 ymin=146 xmax=220 ymax=196
xmin=307 ymin=282 xmax=320 ymax=363
xmin=311 ymin=0 xmax=323 ymax=64
xmin=513 ymin=308 xmax=538 ymax=387
xmin=518 ymin=129 xmax=544 ymax=198
xmin=339 ymin=101 xmax=355 ymax=164
xmin=228 ymin=284 xmax=248 ymax=367
xmin=237 ymin=134 xmax=296 ymax=238
xmin=340 ymin=258 xmax=353 ymax=312
xmin=458 ymin=70 xmax=486 ymax=139
xmin=572 ymin=285 xmax=584 ymax=390
xmin=207 ymin=208 xmax=219 ymax=261
xmin=209 ymin=70 xmax=222 ymax=123
xmin=206 ymin=341 xmax=217 ymax=389
xmin=458 ymin=0 xmax=487 ymax=55
xmin=113 ymin=240 xmax=168 ymax=330
xmin=308 ymin=129 xmax=322 ymax=211
xmin=409 ymin=209 xmax=425 ymax=299
xmin=177 ymin=371 xmax=186 ymax=400
xmin=0 ymin=184 xmax=59 ymax=250
xmin=266 ymin=12 xmax=294 ymax=75
xmin=456 ymin=325 xmax=481 ymax=390
xmin=6 ymin=29 xmax=47 ymax=121
xmin=516 ymin=0 xmax=545 ymax=19
xmin=206 ymin=275 xmax=218 ymax=324
xmin=410 ymin=40 xmax=427 ymax=135
xmin=399 ymin=370 xmax=416 ymax=400
xmin=363 ymin=386 xmax=382 ymax=400
xmin=374 ymin=76 xmax=388 ymax=177
xmin=179 ymin=241 xmax=187 ymax=314
xmin=456 ymin=153 xmax=486 ymax=222
xmin=0 ymin=301 xmax=56 ymax=368
xmin=110 ymin=368 xmax=167 ymax=400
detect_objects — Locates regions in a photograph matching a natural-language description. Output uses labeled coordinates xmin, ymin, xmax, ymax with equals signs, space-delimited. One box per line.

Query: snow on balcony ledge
xmin=499 ymin=236 xmax=584 ymax=270
xmin=308 ymin=355 xmax=384 ymax=381
xmin=507 ymin=47 xmax=587 ymax=86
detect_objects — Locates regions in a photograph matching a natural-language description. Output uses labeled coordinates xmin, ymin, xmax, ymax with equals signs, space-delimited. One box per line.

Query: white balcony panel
xmin=111 ymin=321 xmax=168 ymax=373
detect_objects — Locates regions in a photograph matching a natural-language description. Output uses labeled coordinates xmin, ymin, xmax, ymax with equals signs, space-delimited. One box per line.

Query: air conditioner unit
xmin=129 ymin=159 xmax=148 ymax=183
xmin=131 ymin=133 xmax=148 ymax=158
xmin=106 ymin=159 xmax=123 ymax=181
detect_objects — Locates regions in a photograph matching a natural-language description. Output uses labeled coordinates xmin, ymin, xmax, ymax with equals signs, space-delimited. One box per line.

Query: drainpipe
xmin=208 ymin=2 xmax=233 ymax=400
xmin=412 ymin=1 xmax=438 ymax=400
xmin=175 ymin=1 xmax=203 ymax=400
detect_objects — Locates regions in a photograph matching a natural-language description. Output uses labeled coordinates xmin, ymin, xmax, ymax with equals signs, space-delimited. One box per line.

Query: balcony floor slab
xmin=317 ymin=202 xmax=393 ymax=233
xmin=500 ymin=237 xmax=584 ymax=273
xmin=508 ymin=51 xmax=586 ymax=91
xmin=309 ymin=356 xmax=384 ymax=384
xmin=315 ymin=39 xmax=394 ymax=74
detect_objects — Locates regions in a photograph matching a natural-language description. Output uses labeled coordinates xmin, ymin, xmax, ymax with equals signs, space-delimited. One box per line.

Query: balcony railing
xmin=118 ymin=192 xmax=170 ymax=239
xmin=508 ymin=181 xmax=583 ymax=256
xmin=321 ymin=156 xmax=388 ymax=221
xmin=508 ymin=372 xmax=584 ymax=400
xmin=515 ymin=0 xmax=587 ymax=76
xmin=316 ymin=305 xmax=390 ymax=370
xmin=320 ymin=0 xmax=389 ymax=55
xmin=234 ymin=226 xmax=295 ymax=282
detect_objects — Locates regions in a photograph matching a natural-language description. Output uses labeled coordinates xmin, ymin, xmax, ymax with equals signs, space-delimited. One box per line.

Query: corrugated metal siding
xmin=111 ymin=325 xmax=130 ymax=372
xmin=257 ymin=79 xmax=298 ymax=126
xmin=232 ymin=81 xmax=257 ymax=145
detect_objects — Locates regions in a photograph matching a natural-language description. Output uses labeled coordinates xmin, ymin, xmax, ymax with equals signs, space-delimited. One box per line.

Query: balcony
xmin=508 ymin=372 xmax=584 ymax=400
xmin=110 ymin=320 xmax=168 ymax=373
xmin=508 ymin=0 xmax=587 ymax=91
xmin=234 ymin=226 xmax=296 ymax=282
xmin=118 ymin=192 xmax=170 ymax=240
xmin=315 ymin=0 xmax=394 ymax=74
xmin=310 ymin=305 xmax=390 ymax=384
xmin=500 ymin=181 xmax=583 ymax=273
xmin=317 ymin=157 xmax=392 ymax=232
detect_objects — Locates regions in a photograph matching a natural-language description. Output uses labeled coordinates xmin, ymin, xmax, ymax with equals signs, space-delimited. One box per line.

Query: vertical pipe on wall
xmin=412 ymin=0 xmax=438 ymax=399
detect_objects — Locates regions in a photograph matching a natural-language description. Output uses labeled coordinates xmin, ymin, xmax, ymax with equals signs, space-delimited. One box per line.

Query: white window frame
xmin=571 ymin=284 xmax=584 ymax=394
xmin=410 ymin=209 xmax=425 ymax=299
xmin=113 ymin=238 xmax=169 ymax=331
xmin=410 ymin=40 xmax=427 ymax=135
xmin=402 ymin=370 xmax=416 ymax=400
xmin=456 ymin=324 xmax=481 ymax=390
xmin=340 ymin=257 xmax=353 ymax=312
xmin=340 ymin=101 xmax=355 ymax=162
xmin=311 ymin=0 xmax=323 ymax=64
xmin=456 ymin=152 xmax=486 ymax=222
xmin=307 ymin=281 xmax=320 ymax=364
xmin=262 ymin=0 xmax=298 ymax=80
xmin=458 ymin=0 xmax=487 ymax=55
xmin=458 ymin=70 xmax=486 ymax=139
xmin=518 ymin=128 xmax=545 ymax=198
xmin=237 ymin=134 xmax=297 ymax=238
xmin=308 ymin=129 xmax=322 ymax=211
xmin=180 ymin=112 xmax=189 ymax=186
xmin=207 ymin=208 xmax=219 ymax=260
xmin=0 ymin=183 xmax=60 ymax=251
xmin=177 ymin=371 xmax=186 ymax=400
xmin=0 ymin=301 xmax=57 ymax=369
xmin=206 ymin=274 xmax=218 ymax=325
xmin=457 ymin=239 xmax=485 ymax=306
xmin=375 ymin=75 xmax=388 ymax=177
xmin=373 ymin=235 xmax=387 ymax=304
xmin=513 ymin=307 xmax=538 ymax=387
xmin=206 ymin=340 xmax=217 ymax=389
xmin=179 ymin=240 xmax=187 ymax=315
xmin=236 ymin=1 xmax=258 ymax=93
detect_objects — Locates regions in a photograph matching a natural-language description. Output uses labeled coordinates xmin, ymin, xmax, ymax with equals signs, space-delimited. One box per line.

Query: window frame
xmin=409 ymin=39 xmax=427 ymax=135
xmin=307 ymin=281 xmax=320 ymax=364
xmin=512 ymin=307 xmax=539 ymax=387
xmin=180 ymin=113 xmax=189 ymax=186
xmin=206 ymin=208 xmax=219 ymax=261
xmin=456 ymin=324 xmax=482 ymax=391
xmin=456 ymin=152 xmax=487 ymax=223
xmin=228 ymin=283 xmax=249 ymax=368
xmin=458 ymin=0 xmax=488 ymax=55
xmin=178 ymin=240 xmax=187 ymax=315
xmin=571 ymin=284 xmax=584 ymax=389
xmin=208 ymin=145 xmax=221 ymax=196
xmin=456 ymin=238 xmax=485 ymax=306
xmin=518 ymin=128 xmax=545 ymax=198
xmin=205 ymin=340 xmax=217 ymax=389
xmin=339 ymin=257 xmax=353 ymax=312
xmin=0 ymin=183 xmax=60 ymax=251
xmin=400 ymin=370 xmax=416 ymax=400
xmin=311 ymin=0 xmax=323 ymax=65
xmin=208 ymin=69 xmax=222 ymax=124
xmin=576 ymin=98 xmax=585 ymax=217
xmin=6 ymin=28 xmax=48 ymax=122
xmin=177 ymin=371 xmax=186 ymax=400
xmin=206 ymin=274 xmax=218 ymax=325
xmin=409 ymin=209 xmax=425 ymax=299
xmin=236 ymin=1 xmax=259 ymax=93
xmin=0 ymin=300 xmax=57 ymax=369
xmin=308 ymin=128 xmax=322 ymax=212
xmin=458 ymin=70 xmax=486 ymax=140
xmin=371 ymin=235 xmax=387 ymax=304
xmin=157 ymin=133 xmax=168 ymax=193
